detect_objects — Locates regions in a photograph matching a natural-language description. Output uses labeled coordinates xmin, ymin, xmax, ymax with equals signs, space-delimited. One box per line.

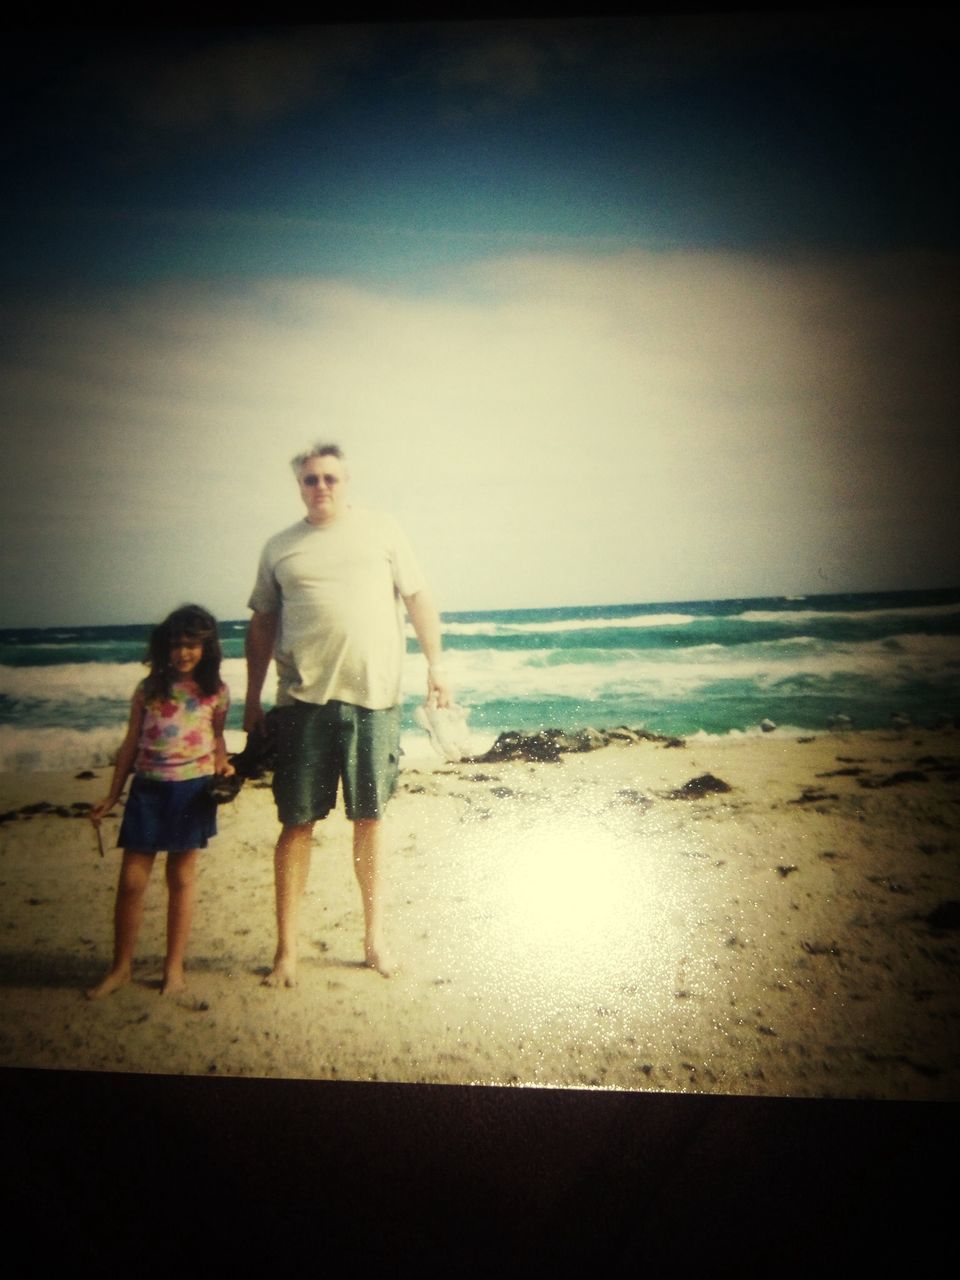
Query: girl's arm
xmin=91 ymin=690 xmax=145 ymax=825
xmin=212 ymin=703 xmax=235 ymax=776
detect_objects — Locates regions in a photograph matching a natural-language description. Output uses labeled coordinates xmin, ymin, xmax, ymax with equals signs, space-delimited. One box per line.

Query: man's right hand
xmin=244 ymin=609 xmax=278 ymax=737
xmin=243 ymin=703 xmax=267 ymax=736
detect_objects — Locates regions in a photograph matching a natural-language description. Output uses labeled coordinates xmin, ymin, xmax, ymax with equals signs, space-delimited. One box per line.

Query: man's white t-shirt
xmin=248 ymin=507 xmax=426 ymax=711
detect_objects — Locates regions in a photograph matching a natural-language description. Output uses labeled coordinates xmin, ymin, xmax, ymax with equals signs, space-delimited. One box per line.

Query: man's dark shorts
xmin=272 ymin=699 xmax=401 ymax=826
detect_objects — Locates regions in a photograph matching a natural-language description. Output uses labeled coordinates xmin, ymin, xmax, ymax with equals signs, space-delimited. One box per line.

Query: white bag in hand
xmin=415 ymin=702 xmax=473 ymax=762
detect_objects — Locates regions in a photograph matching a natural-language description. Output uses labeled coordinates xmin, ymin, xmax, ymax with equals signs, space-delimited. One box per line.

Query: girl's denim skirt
xmin=117 ymin=775 xmax=217 ymax=853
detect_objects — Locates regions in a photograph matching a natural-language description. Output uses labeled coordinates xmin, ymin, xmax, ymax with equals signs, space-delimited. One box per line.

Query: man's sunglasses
xmin=301 ymin=473 xmax=341 ymax=487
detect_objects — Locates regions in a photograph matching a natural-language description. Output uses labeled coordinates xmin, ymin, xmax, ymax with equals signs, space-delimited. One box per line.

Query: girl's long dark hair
xmin=142 ymin=604 xmax=224 ymax=702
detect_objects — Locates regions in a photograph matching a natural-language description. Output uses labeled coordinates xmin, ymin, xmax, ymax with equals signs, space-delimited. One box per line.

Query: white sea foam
xmin=398 ymin=634 xmax=960 ymax=703
xmin=430 ymin=613 xmax=699 ymax=637
xmin=3 ymin=619 xmax=956 ymax=770
xmin=415 ymin=601 xmax=960 ymax=637
xmin=4 ymin=642 xmax=116 ymax=651
xmin=0 ymin=662 xmax=144 ymax=702
xmin=4 ymin=636 xmax=954 ymax=716
xmin=0 ymin=656 xmax=258 ymax=705
xmin=0 ymin=722 xmax=491 ymax=773
xmin=687 ymin=724 xmax=819 ymax=743
xmin=739 ymin=603 xmax=960 ymax=625
xmin=0 ymin=725 xmax=126 ymax=772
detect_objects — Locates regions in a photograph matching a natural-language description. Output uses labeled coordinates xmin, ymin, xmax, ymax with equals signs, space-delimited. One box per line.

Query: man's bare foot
xmin=364 ymin=943 xmax=398 ymax=978
xmin=261 ymin=957 xmax=297 ymax=988
xmin=160 ymin=971 xmax=187 ymax=997
xmin=85 ymin=966 xmax=131 ymax=1000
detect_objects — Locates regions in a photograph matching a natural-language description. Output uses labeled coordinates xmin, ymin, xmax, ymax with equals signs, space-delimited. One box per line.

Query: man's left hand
xmin=427 ymin=664 xmax=453 ymax=709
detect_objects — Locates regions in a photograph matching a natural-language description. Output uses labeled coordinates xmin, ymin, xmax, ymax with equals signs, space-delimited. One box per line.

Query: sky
xmin=1 ymin=13 xmax=958 ymax=627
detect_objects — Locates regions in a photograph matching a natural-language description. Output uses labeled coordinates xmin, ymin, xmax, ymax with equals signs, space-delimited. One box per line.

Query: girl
xmin=86 ymin=605 xmax=234 ymax=999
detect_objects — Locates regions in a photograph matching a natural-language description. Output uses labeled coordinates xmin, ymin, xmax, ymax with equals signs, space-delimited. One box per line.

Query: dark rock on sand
xmin=471 ymin=731 xmax=565 ymax=763
xmin=925 ymin=901 xmax=960 ymax=930
xmin=74 ymin=770 xmax=96 ymax=780
xmin=633 ymin=728 xmax=687 ymax=748
xmin=560 ymin=727 xmax=611 ymax=753
xmin=915 ymin=755 xmax=960 ymax=774
xmin=788 ymin=787 xmax=839 ymax=805
xmin=604 ymin=726 xmax=641 ymax=743
xmin=857 ymin=770 xmax=928 ymax=789
xmin=468 ymin=725 xmax=685 ymax=764
xmin=867 ymin=876 xmax=910 ymax=894
xmin=664 ymin=773 xmax=732 ymax=800
xmin=801 ymin=939 xmax=841 ymax=956
xmin=613 ymin=788 xmax=653 ymax=811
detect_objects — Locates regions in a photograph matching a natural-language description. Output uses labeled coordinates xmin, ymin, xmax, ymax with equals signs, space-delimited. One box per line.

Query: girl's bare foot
xmin=160 ymin=970 xmax=187 ymax=996
xmin=85 ymin=966 xmax=132 ymax=1000
xmin=364 ymin=943 xmax=398 ymax=978
xmin=262 ymin=955 xmax=297 ymax=988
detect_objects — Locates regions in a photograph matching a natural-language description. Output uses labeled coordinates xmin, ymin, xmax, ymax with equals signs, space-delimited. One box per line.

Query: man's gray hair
xmin=290 ymin=442 xmax=346 ymax=478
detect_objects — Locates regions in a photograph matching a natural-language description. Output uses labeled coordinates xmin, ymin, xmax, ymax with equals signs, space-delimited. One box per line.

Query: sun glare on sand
xmin=425 ymin=795 xmax=711 ymax=1027
xmin=498 ymin=819 xmax=646 ymax=956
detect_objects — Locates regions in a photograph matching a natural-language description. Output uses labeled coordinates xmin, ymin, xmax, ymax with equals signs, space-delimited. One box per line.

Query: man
xmin=244 ymin=443 xmax=451 ymax=984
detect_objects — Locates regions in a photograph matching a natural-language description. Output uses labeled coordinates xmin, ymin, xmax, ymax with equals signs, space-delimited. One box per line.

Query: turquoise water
xmin=2 ymin=588 xmax=958 ymax=770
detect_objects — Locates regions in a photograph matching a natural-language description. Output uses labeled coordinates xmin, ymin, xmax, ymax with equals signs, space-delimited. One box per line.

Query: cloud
xmin=2 ymin=246 xmax=957 ymax=625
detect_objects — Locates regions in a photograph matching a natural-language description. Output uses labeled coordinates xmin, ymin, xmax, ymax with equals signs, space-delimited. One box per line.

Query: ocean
xmin=1 ymin=588 xmax=958 ymax=771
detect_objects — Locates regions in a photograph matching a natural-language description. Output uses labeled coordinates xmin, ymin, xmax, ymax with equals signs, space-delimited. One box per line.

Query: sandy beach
xmin=1 ymin=728 xmax=957 ymax=1099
